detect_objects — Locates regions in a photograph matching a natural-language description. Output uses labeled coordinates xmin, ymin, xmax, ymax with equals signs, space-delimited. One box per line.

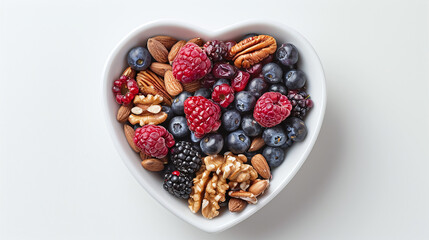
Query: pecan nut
xmin=229 ymin=35 xmax=277 ymax=68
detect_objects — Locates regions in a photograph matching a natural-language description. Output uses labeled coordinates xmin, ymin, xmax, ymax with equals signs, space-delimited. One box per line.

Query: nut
xmin=124 ymin=125 xmax=140 ymax=153
xmin=116 ymin=105 xmax=131 ymax=123
xmin=128 ymin=112 xmax=168 ymax=126
xmin=141 ymin=158 xmax=164 ymax=172
xmin=229 ymin=35 xmax=277 ymax=68
xmin=131 ymin=106 xmax=143 ymax=115
xmin=251 ymin=154 xmax=271 ymax=179
xmin=150 ymin=36 xmax=178 ymax=50
xmin=249 ymin=136 xmax=265 ymax=152
xmin=158 ymin=155 xmax=168 ymax=164
xmin=149 ymin=62 xmax=172 ymax=77
xmin=147 ymin=105 xmax=161 ymax=114
xmin=182 ymin=80 xmax=201 ymax=93
xmin=219 ymin=152 xmax=258 ymax=182
xmin=164 ymin=70 xmax=183 ymax=97
xmin=147 ymin=38 xmax=168 ymax=63
xmin=201 ymin=173 xmax=229 ymax=219
xmin=187 ymin=37 xmax=204 ymax=46
xmin=248 ymin=179 xmax=269 ymax=197
xmin=229 ymin=180 xmax=250 ymax=191
xmin=133 ymin=94 xmax=163 ymax=105
xmin=168 ymin=40 xmax=186 ymax=64
xmin=139 ymin=152 xmax=150 ymax=160
xmin=121 ymin=67 xmax=136 ymax=79
xmin=229 ymin=190 xmax=258 ymax=204
xmin=228 ymin=198 xmax=247 ymax=212
xmin=189 ymin=166 xmax=211 ymax=213
xmin=203 ymin=155 xmax=225 ymax=172
xmin=136 ymin=71 xmax=172 ymax=105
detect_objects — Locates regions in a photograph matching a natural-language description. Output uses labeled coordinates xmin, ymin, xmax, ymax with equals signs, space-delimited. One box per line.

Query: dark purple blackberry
xmin=287 ymin=90 xmax=314 ymax=119
xmin=163 ymin=171 xmax=193 ymax=199
xmin=171 ymin=141 xmax=202 ymax=174
xmin=203 ymin=40 xmax=227 ymax=62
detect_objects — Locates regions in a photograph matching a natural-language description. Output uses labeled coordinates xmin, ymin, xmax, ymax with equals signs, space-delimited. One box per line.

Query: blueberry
xmin=262 ymin=63 xmax=283 ymax=83
xmin=284 ymin=70 xmax=306 ymax=90
xmin=268 ymin=84 xmax=288 ymax=95
xmin=241 ymin=114 xmax=262 ymax=137
xmin=200 ymin=133 xmax=224 ymax=155
xmin=127 ymin=47 xmax=152 ymax=71
xmin=172 ymin=91 xmax=193 ymax=115
xmin=168 ymin=116 xmax=190 ymax=139
xmin=190 ymin=132 xmax=202 ymax=144
xmin=194 ymin=88 xmax=212 ymax=98
xmin=222 ymin=110 xmax=241 ymax=132
xmin=276 ymin=43 xmax=299 ymax=67
xmin=284 ymin=117 xmax=307 ymax=142
xmin=234 ymin=91 xmax=256 ymax=113
xmin=263 ymin=147 xmax=285 ymax=168
xmin=246 ymin=78 xmax=268 ymax=98
xmin=133 ymin=124 xmax=140 ymax=130
xmin=279 ymin=138 xmax=294 ymax=149
xmin=243 ymin=151 xmax=259 ymax=161
xmin=213 ymin=79 xmax=230 ymax=89
xmin=162 ymin=106 xmax=174 ymax=123
xmin=226 ymin=130 xmax=251 ymax=154
xmin=262 ymin=126 xmax=287 ymax=147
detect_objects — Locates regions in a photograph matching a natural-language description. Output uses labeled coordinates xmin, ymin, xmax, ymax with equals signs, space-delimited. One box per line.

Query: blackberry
xmin=203 ymin=40 xmax=227 ymax=62
xmin=163 ymin=171 xmax=193 ymax=199
xmin=287 ymin=90 xmax=314 ymax=119
xmin=171 ymin=141 xmax=202 ymax=174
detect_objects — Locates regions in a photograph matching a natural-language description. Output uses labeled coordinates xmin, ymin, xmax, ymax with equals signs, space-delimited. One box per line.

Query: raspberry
xmin=112 ymin=75 xmax=139 ymax=105
xmin=212 ymin=84 xmax=234 ymax=108
xmin=172 ymin=43 xmax=211 ymax=84
xmin=287 ymin=90 xmax=314 ymax=119
xmin=203 ymin=40 xmax=227 ymax=62
xmin=133 ymin=125 xmax=175 ymax=158
xmin=253 ymin=92 xmax=292 ymax=128
xmin=184 ymin=96 xmax=221 ymax=138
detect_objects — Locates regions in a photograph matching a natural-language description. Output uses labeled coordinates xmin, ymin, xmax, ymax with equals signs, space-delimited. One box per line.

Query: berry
xmin=262 ymin=147 xmax=285 ymax=168
xmin=184 ymin=96 xmax=221 ymax=138
xmin=201 ymin=73 xmax=217 ymax=88
xmin=224 ymin=41 xmax=236 ymax=60
xmin=127 ymin=47 xmax=151 ymax=71
xmin=234 ymin=91 xmax=256 ymax=113
xmin=162 ymin=105 xmax=174 ymax=123
xmin=262 ymin=126 xmax=287 ymax=147
xmin=226 ymin=130 xmax=251 ymax=154
xmin=134 ymin=125 xmax=175 ymax=158
xmin=212 ymin=84 xmax=235 ymax=108
xmin=284 ymin=117 xmax=307 ymax=142
xmin=246 ymin=77 xmax=268 ymax=98
xmin=268 ymin=84 xmax=288 ymax=95
xmin=172 ymin=91 xmax=193 ymax=115
xmin=222 ymin=110 xmax=241 ymax=132
xmin=170 ymin=141 xmax=202 ymax=174
xmin=200 ymin=133 xmax=224 ymax=155
xmin=253 ymin=92 xmax=292 ymax=128
xmin=213 ymin=78 xmax=230 ymax=89
xmin=245 ymin=63 xmax=263 ymax=77
xmin=203 ymin=40 xmax=227 ymax=62
xmin=241 ymin=115 xmax=263 ymax=137
xmin=168 ymin=116 xmax=190 ymax=139
xmin=163 ymin=170 xmax=193 ymax=199
xmin=287 ymin=90 xmax=313 ymax=119
xmin=284 ymin=70 xmax=306 ymax=90
xmin=112 ymin=76 xmax=139 ymax=105
xmin=242 ymin=33 xmax=258 ymax=40
xmin=194 ymin=88 xmax=212 ymax=99
xmin=276 ymin=43 xmax=299 ymax=67
xmin=261 ymin=54 xmax=275 ymax=65
xmin=262 ymin=63 xmax=283 ymax=83
xmin=212 ymin=63 xmax=237 ymax=79
xmin=190 ymin=132 xmax=203 ymax=152
xmin=231 ymin=70 xmax=250 ymax=92
xmin=172 ymin=43 xmax=211 ymax=84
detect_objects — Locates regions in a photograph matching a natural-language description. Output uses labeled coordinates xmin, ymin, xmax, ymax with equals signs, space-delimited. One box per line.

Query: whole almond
xmin=187 ymin=37 xmax=204 ymax=46
xmin=251 ymin=154 xmax=271 ymax=179
xmin=124 ymin=125 xmax=140 ymax=153
xmin=248 ymin=179 xmax=270 ymax=197
xmin=147 ymin=38 xmax=168 ymax=63
xmin=141 ymin=158 xmax=164 ymax=172
xmin=139 ymin=152 xmax=150 ymax=160
xmin=149 ymin=62 xmax=172 ymax=77
xmin=228 ymin=198 xmax=247 ymax=212
xmin=164 ymin=70 xmax=183 ymax=97
xmin=168 ymin=40 xmax=186 ymax=64
xmin=121 ymin=67 xmax=136 ymax=79
xmin=182 ymin=80 xmax=201 ymax=93
xmin=249 ymin=136 xmax=265 ymax=152
xmin=117 ymin=105 xmax=131 ymax=123
xmin=151 ymin=36 xmax=178 ymax=50
xmin=158 ymin=156 xmax=168 ymax=164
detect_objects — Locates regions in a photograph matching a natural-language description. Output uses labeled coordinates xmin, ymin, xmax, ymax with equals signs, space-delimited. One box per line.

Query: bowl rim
xmin=102 ymin=19 xmax=327 ymax=233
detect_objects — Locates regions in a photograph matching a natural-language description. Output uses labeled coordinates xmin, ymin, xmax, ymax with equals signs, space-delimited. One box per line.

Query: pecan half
xmin=229 ymin=35 xmax=277 ymax=68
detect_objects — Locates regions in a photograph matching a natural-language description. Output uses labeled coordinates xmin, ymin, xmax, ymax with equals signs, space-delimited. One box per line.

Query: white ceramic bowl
xmin=102 ymin=20 xmax=326 ymax=233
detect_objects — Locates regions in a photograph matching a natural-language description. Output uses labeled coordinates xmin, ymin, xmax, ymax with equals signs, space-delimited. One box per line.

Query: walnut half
xmin=229 ymin=35 xmax=277 ymax=68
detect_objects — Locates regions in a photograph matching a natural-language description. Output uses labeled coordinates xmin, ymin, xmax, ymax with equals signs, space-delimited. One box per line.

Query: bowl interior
xmin=102 ymin=21 xmax=326 ymax=233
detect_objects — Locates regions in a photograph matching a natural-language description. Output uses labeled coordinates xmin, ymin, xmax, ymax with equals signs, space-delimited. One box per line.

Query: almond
xmin=251 ymin=154 xmax=271 ymax=179
xmin=147 ymin=38 xmax=168 ymax=63
xmin=139 ymin=152 xmax=150 ymax=160
xmin=248 ymin=179 xmax=269 ymax=197
xmin=249 ymin=136 xmax=265 ymax=152
xmin=168 ymin=40 xmax=186 ymax=64
xmin=121 ymin=67 xmax=136 ymax=79
xmin=158 ymin=156 xmax=168 ymax=164
xmin=187 ymin=37 xmax=204 ymax=46
xmin=124 ymin=125 xmax=140 ymax=153
xmin=182 ymin=80 xmax=200 ymax=93
xmin=116 ymin=105 xmax=131 ymax=123
xmin=141 ymin=158 xmax=164 ymax=172
xmin=151 ymin=36 xmax=178 ymax=50
xmin=228 ymin=198 xmax=247 ymax=212
xmin=149 ymin=62 xmax=172 ymax=77
xmin=164 ymin=70 xmax=183 ymax=97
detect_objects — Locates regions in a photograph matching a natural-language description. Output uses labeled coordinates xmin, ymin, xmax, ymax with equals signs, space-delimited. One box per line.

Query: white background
xmin=1 ymin=0 xmax=429 ymax=239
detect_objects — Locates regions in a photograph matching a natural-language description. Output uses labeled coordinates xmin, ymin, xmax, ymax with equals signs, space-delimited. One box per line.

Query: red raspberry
xmin=184 ymin=96 xmax=221 ymax=138
xmin=172 ymin=43 xmax=211 ymax=84
xmin=231 ymin=70 xmax=250 ymax=92
xmin=112 ymin=75 xmax=139 ymax=105
xmin=253 ymin=92 xmax=292 ymax=128
xmin=134 ymin=125 xmax=175 ymax=158
xmin=212 ymin=84 xmax=234 ymax=108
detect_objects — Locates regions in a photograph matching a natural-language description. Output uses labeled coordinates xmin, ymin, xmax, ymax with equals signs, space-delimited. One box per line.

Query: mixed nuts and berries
xmin=112 ymin=34 xmax=313 ymax=219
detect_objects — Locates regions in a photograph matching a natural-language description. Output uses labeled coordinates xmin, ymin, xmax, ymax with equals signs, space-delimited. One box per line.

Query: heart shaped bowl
xmin=102 ymin=20 xmax=326 ymax=233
